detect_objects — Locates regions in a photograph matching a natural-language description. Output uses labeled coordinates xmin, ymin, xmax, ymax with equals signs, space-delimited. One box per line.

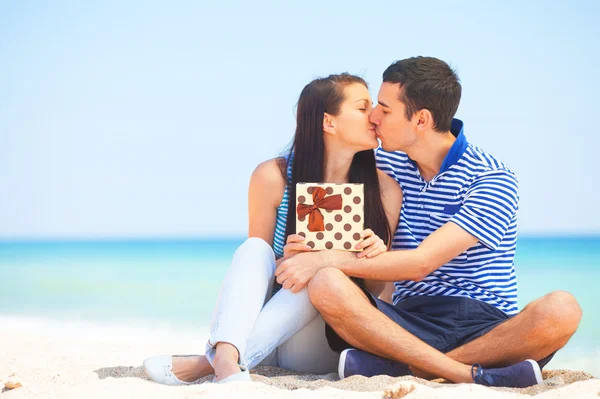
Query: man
xmin=275 ymin=56 xmax=582 ymax=388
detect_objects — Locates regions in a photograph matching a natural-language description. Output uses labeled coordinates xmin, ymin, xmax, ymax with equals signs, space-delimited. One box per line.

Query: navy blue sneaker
xmin=472 ymin=359 xmax=544 ymax=388
xmin=338 ymin=348 xmax=411 ymax=379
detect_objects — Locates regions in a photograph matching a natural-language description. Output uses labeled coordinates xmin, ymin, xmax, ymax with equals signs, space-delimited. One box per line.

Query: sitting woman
xmin=143 ymin=73 xmax=402 ymax=384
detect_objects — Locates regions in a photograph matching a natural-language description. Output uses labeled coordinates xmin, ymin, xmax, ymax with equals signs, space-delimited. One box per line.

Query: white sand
xmin=1 ymin=315 xmax=598 ymax=398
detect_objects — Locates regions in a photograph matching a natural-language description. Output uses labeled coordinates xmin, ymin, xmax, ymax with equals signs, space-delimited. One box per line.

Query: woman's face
xmin=328 ymin=83 xmax=378 ymax=151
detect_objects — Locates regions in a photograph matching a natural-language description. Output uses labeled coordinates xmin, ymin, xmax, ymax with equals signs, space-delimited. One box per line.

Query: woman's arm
xmin=362 ymin=169 xmax=403 ymax=302
xmin=248 ymin=158 xmax=287 ymax=247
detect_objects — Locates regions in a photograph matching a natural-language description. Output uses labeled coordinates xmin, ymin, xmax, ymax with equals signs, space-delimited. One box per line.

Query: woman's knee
xmin=239 ymin=237 xmax=272 ymax=252
xmin=234 ymin=237 xmax=275 ymax=262
xmin=228 ymin=237 xmax=277 ymax=279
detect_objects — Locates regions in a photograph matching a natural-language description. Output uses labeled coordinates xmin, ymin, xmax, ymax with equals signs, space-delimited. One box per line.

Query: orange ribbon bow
xmin=297 ymin=187 xmax=343 ymax=232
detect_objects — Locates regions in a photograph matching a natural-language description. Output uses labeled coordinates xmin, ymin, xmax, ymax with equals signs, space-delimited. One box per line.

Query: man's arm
xmin=361 ymin=169 xmax=403 ymax=297
xmin=276 ymin=222 xmax=477 ymax=291
xmin=276 ymin=169 xmax=519 ymax=292
xmin=327 ymin=169 xmax=518 ymax=281
xmin=332 ymin=221 xmax=478 ymax=281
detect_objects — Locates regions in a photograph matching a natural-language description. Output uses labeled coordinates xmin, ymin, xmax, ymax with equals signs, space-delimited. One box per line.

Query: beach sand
xmin=1 ymin=316 xmax=597 ymax=398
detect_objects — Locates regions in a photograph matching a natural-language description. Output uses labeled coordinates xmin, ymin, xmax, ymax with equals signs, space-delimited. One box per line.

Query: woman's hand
xmin=355 ymin=229 xmax=387 ymax=259
xmin=283 ymin=234 xmax=313 ymax=260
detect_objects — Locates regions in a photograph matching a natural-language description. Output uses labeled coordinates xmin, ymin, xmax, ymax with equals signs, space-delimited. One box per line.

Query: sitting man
xmin=274 ymin=56 xmax=582 ymax=388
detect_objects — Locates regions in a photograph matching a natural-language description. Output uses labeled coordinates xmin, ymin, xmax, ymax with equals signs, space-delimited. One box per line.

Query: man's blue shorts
xmin=325 ymin=290 xmax=555 ymax=369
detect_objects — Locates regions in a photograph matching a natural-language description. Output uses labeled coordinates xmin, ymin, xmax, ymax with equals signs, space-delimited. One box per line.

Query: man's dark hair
xmin=383 ymin=56 xmax=461 ymax=132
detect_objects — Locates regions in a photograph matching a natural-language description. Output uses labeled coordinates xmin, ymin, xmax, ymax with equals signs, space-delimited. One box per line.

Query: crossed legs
xmin=308 ymin=268 xmax=581 ymax=382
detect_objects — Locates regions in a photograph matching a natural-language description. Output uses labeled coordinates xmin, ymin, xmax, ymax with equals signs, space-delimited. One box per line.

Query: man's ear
xmin=415 ymin=109 xmax=434 ymax=131
xmin=323 ymin=113 xmax=336 ymax=135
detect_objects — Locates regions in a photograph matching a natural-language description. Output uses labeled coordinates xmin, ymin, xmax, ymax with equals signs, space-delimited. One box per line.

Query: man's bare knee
xmin=528 ymin=291 xmax=582 ymax=342
xmin=543 ymin=291 xmax=582 ymax=331
xmin=308 ymin=267 xmax=348 ymax=311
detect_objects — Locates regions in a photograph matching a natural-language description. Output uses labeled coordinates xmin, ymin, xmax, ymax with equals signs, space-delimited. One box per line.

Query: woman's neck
xmin=323 ymin=147 xmax=355 ymax=184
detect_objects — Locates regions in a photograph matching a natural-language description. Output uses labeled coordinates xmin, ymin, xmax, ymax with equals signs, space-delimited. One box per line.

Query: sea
xmin=0 ymin=236 xmax=598 ymax=376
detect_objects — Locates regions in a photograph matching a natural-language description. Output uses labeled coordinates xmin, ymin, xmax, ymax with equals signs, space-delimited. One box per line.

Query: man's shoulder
xmin=375 ymin=149 xmax=414 ymax=182
xmin=461 ymin=144 xmax=518 ymax=181
xmin=375 ymin=148 xmax=411 ymax=165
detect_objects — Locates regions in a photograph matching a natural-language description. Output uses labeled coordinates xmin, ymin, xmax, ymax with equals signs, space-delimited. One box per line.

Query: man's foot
xmin=338 ymin=348 xmax=411 ymax=379
xmin=472 ymin=359 xmax=544 ymax=388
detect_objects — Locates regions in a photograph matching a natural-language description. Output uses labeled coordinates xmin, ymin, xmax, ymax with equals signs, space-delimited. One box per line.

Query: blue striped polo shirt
xmin=376 ymin=119 xmax=520 ymax=315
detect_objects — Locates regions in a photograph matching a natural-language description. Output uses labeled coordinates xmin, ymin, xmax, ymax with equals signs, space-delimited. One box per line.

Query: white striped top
xmin=376 ymin=119 xmax=520 ymax=315
xmin=272 ymin=155 xmax=293 ymax=259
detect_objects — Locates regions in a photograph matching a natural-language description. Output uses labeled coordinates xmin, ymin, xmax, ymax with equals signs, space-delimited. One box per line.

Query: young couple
xmin=143 ymin=56 xmax=582 ymax=388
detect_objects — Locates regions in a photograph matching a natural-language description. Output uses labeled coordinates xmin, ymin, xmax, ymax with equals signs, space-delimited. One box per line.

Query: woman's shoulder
xmin=250 ymin=158 xmax=288 ymax=203
xmin=252 ymin=157 xmax=287 ymax=183
xmin=376 ymin=168 xmax=403 ymax=230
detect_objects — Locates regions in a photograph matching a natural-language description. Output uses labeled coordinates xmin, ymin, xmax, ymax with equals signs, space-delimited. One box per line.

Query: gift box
xmin=296 ymin=183 xmax=364 ymax=251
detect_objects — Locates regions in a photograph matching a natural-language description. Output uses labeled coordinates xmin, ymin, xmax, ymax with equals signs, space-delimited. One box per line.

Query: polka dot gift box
xmin=296 ymin=183 xmax=364 ymax=252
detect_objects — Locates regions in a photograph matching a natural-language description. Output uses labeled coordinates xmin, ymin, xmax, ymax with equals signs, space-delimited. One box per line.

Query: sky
xmin=0 ymin=0 xmax=598 ymax=239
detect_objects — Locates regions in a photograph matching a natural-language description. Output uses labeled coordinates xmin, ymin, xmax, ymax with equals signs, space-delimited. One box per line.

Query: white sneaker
xmin=143 ymin=355 xmax=199 ymax=386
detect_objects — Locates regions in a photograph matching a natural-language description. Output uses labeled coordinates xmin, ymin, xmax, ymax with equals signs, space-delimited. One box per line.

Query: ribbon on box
xmin=297 ymin=187 xmax=343 ymax=232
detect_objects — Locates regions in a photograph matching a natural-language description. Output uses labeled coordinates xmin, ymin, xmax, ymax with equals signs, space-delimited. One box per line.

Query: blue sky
xmin=0 ymin=1 xmax=598 ymax=238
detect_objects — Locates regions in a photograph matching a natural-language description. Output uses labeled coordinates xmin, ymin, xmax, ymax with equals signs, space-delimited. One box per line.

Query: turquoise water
xmin=1 ymin=237 xmax=598 ymax=373
xmin=0 ymin=239 xmax=240 ymax=326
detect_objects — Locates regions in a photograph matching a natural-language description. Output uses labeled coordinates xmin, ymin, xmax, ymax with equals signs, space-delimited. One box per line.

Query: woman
xmin=143 ymin=73 xmax=403 ymax=384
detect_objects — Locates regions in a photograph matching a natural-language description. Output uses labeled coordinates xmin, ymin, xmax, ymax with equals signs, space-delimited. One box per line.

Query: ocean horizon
xmin=2 ymin=235 xmax=598 ymax=376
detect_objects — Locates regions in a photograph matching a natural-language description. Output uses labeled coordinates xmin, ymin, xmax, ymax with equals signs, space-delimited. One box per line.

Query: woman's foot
xmin=214 ymin=360 xmax=244 ymax=382
xmin=213 ymin=342 xmax=246 ymax=382
xmin=171 ymin=355 xmax=213 ymax=382
xmin=143 ymin=354 xmax=213 ymax=385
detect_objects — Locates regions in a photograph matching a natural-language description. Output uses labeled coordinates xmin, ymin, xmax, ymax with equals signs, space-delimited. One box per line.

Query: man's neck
xmin=406 ymin=130 xmax=456 ymax=182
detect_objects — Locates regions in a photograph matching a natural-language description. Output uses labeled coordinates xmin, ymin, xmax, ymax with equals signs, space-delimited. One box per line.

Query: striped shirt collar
xmin=440 ymin=118 xmax=467 ymax=174
xmin=407 ymin=118 xmax=468 ymax=176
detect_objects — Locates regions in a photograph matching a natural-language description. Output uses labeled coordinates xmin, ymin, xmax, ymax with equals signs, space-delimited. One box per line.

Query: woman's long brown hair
xmin=282 ymin=73 xmax=391 ymax=249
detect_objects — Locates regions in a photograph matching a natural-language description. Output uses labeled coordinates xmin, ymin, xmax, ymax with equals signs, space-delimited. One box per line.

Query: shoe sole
xmin=525 ymin=359 xmax=544 ymax=385
xmin=338 ymin=349 xmax=353 ymax=380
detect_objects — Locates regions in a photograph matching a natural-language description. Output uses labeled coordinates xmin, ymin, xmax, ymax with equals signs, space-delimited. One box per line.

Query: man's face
xmin=369 ymin=82 xmax=417 ymax=152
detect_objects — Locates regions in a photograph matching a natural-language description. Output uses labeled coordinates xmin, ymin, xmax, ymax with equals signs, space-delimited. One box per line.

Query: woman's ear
xmin=323 ymin=113 xmax=336 ymax=135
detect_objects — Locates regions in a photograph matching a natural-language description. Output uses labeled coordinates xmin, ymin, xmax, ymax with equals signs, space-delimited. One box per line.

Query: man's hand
xmin=275 ymin=250 xmax=342 ymax=293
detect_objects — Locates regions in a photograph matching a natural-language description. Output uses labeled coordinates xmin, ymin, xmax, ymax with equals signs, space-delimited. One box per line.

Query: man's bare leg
xmin=308 ymin=268 xmax=474 ymax=383
xmin=410 ymin=291 xmax=582 ymax=379
xmin=448 ymin=291 xmax=581 ymax=365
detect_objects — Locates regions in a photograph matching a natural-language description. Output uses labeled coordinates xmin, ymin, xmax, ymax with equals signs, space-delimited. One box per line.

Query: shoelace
xmin=471 ymin=363 xmax=512 ymax=386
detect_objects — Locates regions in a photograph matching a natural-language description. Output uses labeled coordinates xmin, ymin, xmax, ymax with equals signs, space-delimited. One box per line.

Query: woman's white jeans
xmin=204 ymin=237 xmax=339 ymax=373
